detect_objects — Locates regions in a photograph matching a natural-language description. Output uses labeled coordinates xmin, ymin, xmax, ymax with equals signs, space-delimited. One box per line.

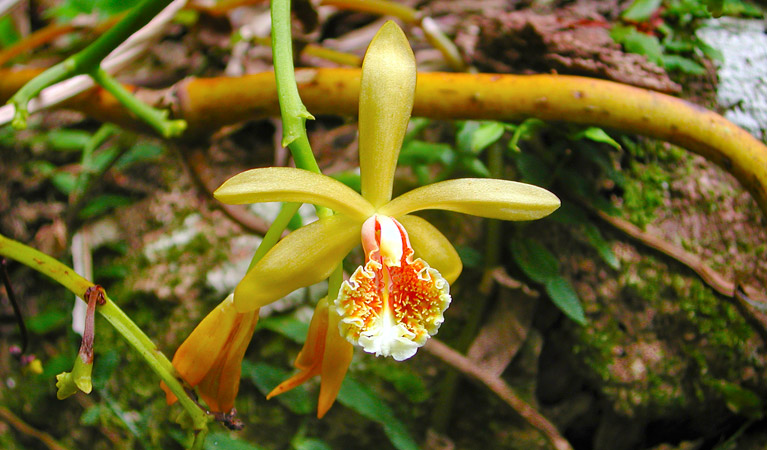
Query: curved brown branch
xmin=0 ymin=406 xmax=71 ymax=450
xmin=424 ymin=339 xmax=573 ymax=450
xmin=2 ymin=68 xmax=766 ymax=217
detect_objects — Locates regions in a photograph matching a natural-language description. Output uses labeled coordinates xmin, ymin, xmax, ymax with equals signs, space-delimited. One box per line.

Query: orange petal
xmin=317 ymin=309 xmax=353 ymax=418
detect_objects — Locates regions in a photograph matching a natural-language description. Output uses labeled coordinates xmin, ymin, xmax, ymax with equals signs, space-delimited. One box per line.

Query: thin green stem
xmin=91 ymin=68 xmax=186 ymax=138
xmin=247 ymin=202 xmax=302 ymax=271
xmin=0 ymin=234 xmax=210 ymax=432
xmin=270 ymin=0 xmax=316 ymax=156
xmin=8 ymin=0 xmax=173 ymax=129
xmin=244 ymin=0 xmax=329 ymax=269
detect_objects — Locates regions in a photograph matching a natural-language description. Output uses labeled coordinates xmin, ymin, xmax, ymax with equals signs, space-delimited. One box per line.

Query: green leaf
xmin=337 ymin=378 xmax=420 ymax=450
xmin=582 ymin=223 xmax=620 ymax=269
xmin=26 ymin=309 xmax=69 ymax=334
xmin=544 ymin=277 xmax=587 ymax=325
xmin=456 ymin=121 xmax=480 ymax=153
xmin=570 ymin=127 xmax=621 ymax=150
xmin=458 ymin=157 xmax=491 ymax=178
xmin=292 ymin=437 xmax=332 ymax=450
xmin=258 ymin=313 xmax=310 ymax=344
xmin=508 ymin=118 xmax=545 ymax=152
xmin=510 ymin=238 xmax=560 ymax=284
xmin=330 ymin=171 xmax=362 ymax=193
xmin=404 ymin=117 xmax=431 ymax=143
xmin=243 ymin=361 xmax=313 ymax=414
xmin=86 ymin=146 xmax=121 ymax=173
xmin=205 ymin=432 xmax=269 ymax=450
xmin=114 ymin=142 xmax=164 ymax=169
xmin=512 ymin=151 xmax=551 ymax=186
xmin=455 ymin=245 xmax=483 ymax=269
xmin=469 ymin=121 xmax=505 ymax=155
xmin=368 ymin=362 xmax=429 ymax=403
xmin=92 ymin=349 xmax=121 ymax=390
xmin=711 ymin=380 xmax=764 ymax=420
xmin=78 ymin=194 xmax=133 ymax=219
xmin=399 ymin=140 xmax=454 ymax=166
xmin=611 ymin=25 xmax=664 ymax=65
xmin=80 ymin=405 xmax=103 ymax=426
xmin=621 ymin=0 xmax=662 ymax=22
xmin=0 ymin=16 xmax=20 ymax=48
xmin=661 ymin=54 xmax=706 ymax=75
xmin=51 ymin=171 xmax=77 ymax=195
xmin=45 ymin=129 xmax=92 ymax=152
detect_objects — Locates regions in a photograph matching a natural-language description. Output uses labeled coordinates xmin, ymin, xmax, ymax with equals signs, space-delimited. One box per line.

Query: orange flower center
xmin=335 ymin=215 xmax=450 ymax=361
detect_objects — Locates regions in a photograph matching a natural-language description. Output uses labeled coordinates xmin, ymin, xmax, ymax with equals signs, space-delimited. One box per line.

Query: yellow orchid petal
xmin=214 ymin=167 xmax=374 ymax=221
xmin=233 ymin=214 xmax=362 ymax=312
xmin=163 ymin=295 xmax=258 ymax=412
xmin=318 ymin=309 xmax=353 ymax=419
xmin=170 ymin=295 xmax=240 ymax=387
xmin=267 ymin=299 xmax=330 ymax=401
xmin=196 ymin=307 xmax=258 ymax=412
xmin=358 ymin=21 xmax=416 ymax=208
xmin=379 ymin=178 xmax=561 ymax=221
xmin=397 ymin=215 xmax=462 ymax=284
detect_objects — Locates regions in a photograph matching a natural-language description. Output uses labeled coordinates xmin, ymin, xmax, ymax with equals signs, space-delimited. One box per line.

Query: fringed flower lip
xmin=213 ymin=21 xmax=561 ymax=361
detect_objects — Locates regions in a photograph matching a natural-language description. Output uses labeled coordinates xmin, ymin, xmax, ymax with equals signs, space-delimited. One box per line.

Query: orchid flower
xmin=160 ymin=294 xmax=258 ymax=413
xmin=213 ymin=21 xmax=560 ymax=416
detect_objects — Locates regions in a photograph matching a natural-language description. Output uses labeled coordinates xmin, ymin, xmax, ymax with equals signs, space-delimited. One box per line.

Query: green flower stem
xmin=0 ymin=233 xmax=210 ymax=432
xmin=247 ymin=202 xmax=302 ymax=271
xmin=91 ymin=68 xmax=186 ymax=138
xmin=271 ymin=0 xmax=316 ymax=154
xmin=7 ymin=0 xmax=173 ymax=129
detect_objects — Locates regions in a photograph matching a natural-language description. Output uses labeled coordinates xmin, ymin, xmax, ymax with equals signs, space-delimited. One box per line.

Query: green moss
xmin=568 ymin=254 xmax=765 ymax=419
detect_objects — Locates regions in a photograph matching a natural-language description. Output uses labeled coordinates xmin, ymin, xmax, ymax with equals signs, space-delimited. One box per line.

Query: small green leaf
xmin=0 ymin=16 xmax=20 ymax=47
xmin=92 ymin=349 xmax=121 ymax=390
xmin=456 ymin=121 xmax=480 ymax=153
xmin=508 ymin=118 xmax=546 ymax=152
xmin=399 ymin=140 xmax=454 ymax=166
xmin=510 ymin=238 xmax=560 ymax=284
xmin=661 ymin=54 xmax=706 ymax=75
xmin=458 ymin=157 xmax=491 ymax=178
xmin=582 ymin=223 xmax=620 ymax=269
xmin=242 ymin=361 xmax=314 ymax=415
xmin=611 ymin=25 xmax=664 ymax=65
xmin=26 ymin=309 xmax=69 ymax=333
xmin=205 ymin=432 xmax=269 ymax=450
xmin=45 ymin=129 xmax=92 ymax=152
xmin=512 ymin=151 xmax=551 ymax=186
xmin=330 ymin=171 xmax=362 ymax=193
xmin=293 ymin=437 xmax=332 ymax=450
xmin=114 ymin=142 xmax=164 ymax=169
xmin=337 ymin=378 xmax=420 ymax=450
xmin=80 ymin=405 xmax=103 ymax=426
xmin=258 ymin=313 xmax=310 ymax=344
xmin=711 ymin=380 xmax=764 ymax=420
xmin=455 ymin=245 xmax=483 ymax=269
xmin=544 ymin=277 xmax=587 ymax=325
xmin=78 ymin=194 xmax=133 ymax=219
xmin=621 ymin=0 xmax=662 ymax=22
xmin=86 ymin=146 xmax=121 ymax=172
xmin=51 ymin=171 xmax=77 ymax=195
xmin=571 ymin=127 xmax=621 ymax=150
xmin=469 ymin=121 xmax=505 ymax=155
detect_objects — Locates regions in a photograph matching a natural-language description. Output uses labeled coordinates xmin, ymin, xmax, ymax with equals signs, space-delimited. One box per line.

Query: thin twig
xmin=0 ymin=406 xmax=71 ymax=450
xmin=1 ymin=258 xmax=27 ymax=352
xmin=423 ymin=339 xmax=574 ymax=450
